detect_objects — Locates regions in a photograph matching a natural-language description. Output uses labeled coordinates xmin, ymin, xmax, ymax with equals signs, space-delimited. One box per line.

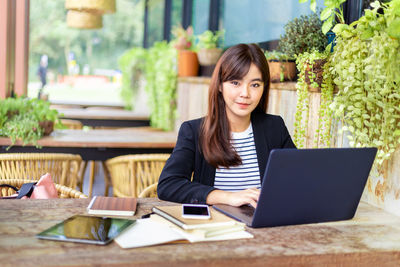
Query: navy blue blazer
xmin=157 ymin=111 xmax=296 ymax=204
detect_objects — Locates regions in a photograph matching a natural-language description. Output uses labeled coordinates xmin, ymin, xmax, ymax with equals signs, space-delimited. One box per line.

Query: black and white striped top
xmin=214 ymin=123 xmax=261 ymax=191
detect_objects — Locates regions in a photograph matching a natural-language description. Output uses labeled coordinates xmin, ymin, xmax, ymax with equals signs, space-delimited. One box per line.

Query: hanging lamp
xmin=65 ymin=0 xmax=116 ymax=14
xmin=66 ymin=10 xmax=102 ymax=29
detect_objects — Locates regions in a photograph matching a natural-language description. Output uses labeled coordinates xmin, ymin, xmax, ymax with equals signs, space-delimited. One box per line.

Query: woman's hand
xmin=206 ymin=188 xmax=260 ymax=208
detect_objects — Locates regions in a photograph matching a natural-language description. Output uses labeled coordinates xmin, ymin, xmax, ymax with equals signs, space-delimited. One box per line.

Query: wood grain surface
xmin=0 ymin=127 xmax=177 ymax=149
xmin=1 ymin=199 xmax=400 ymax=266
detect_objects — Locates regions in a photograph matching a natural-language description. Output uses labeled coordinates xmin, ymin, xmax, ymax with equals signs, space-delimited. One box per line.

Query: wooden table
xmin=56 ymin=107 xmax=150 ymax=128
xmin=0 ymin=127 xmax=176 ymax=196
xmin=0 ymin=199 xmax=400 ymax=266
xmin=0 ymin=127 xmax=176 ymax=161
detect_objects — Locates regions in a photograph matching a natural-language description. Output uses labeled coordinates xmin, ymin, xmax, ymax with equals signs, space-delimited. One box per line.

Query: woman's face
xmin=221 ymin=63 xmax=264 ymax=127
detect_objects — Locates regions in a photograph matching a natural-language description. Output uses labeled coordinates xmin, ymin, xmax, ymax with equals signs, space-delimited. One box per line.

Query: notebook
xmin=213 ymin=147 xmax=377 ymax=228
xmin=87 ymin=196 xmax=137 ymax=216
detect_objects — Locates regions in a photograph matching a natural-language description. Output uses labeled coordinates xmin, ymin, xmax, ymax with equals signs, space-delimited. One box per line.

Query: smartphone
xmin=181 ymin=204 xmax=211 ymax=219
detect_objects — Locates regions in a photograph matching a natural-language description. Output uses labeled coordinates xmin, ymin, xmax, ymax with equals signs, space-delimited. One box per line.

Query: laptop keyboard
xmin=240 ymin=204 xmax=255 ymax=217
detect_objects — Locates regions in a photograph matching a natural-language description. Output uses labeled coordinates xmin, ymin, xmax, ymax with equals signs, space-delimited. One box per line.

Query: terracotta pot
xmin=178 ymin=50 xmax=199 ymax=77
xmin=39 ymin=120 xmax=54 ymax=136
xmin=197 ymin=48 xmax=223 ymax=66
xmin=268 ymin=61 xmax=296 ymax=82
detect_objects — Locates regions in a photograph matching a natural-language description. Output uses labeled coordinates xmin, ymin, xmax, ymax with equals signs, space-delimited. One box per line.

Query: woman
xmin=157 ymin=43 xmax=295 ymax=207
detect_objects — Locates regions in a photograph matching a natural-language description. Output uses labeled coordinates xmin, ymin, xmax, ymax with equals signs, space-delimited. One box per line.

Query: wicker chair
xmin=0 ymin=153 xmax=82 ymax=189
xmin=105 ymin=154 xmax=170 ymax=198
xmin=138 ymin=183 xmax=158 ymax=198
xmin=0 ymin=179 xmax=87 ymax=198
xmin=59 ymin=119 xmax=87 ymax=192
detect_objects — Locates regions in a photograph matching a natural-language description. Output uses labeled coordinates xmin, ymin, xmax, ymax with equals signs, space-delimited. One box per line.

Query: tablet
xmin=36 ymin=215 xmax=135 ymax=245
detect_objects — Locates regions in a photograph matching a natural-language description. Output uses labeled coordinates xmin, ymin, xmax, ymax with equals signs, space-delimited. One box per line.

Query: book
xmin=114 ymin=216 xmax=253 ymax=249
xmin=87 ymin=196 xmax=137 ymax=216
xmin=150 ymin=214 xmax=247 ymax=240
xmin=151 ymin=205 xmax=239 ymax=230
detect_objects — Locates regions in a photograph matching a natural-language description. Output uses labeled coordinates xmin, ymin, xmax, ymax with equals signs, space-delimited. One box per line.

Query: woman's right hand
xmin=206 ymin=188 xmax=260 ymax=208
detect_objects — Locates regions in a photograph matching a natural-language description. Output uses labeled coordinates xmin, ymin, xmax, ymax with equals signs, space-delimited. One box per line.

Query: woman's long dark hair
xmin=200 ymin=43 xmax=270 ymax=168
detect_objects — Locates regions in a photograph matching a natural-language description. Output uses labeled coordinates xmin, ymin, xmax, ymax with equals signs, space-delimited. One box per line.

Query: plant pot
xmin=178 ymin=50 xmax=199 ymax=77
xmin=39 ymin=120 xmax=54 ymax=136
xmin=268 ymin=60 xmax=296 ymax=82
xmin=305 ymin=59 xmax=327 ymax=91
xmin=197 ymin=48 xmax=223 ymax=66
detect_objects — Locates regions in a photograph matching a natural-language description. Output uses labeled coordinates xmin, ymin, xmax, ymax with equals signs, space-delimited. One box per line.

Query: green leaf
xmin=370 ymin=1 xmax=381 ymax=9
xmin=387 ymin=18 xmax=400 ymax=39
xmin=360 ymin=29 xmax=374 ymax=40
xmin=322 ymin=17 xmax=334 ymax=34
xmin=310 ymin=0 xmax=317 ymax=12
xmin=320 ymin=8 xmax=333 ymax=21
xmin=298 ymin=0 xmax=308 ymax=3
xmin=332 ymin=23 xmax=349 ymax=34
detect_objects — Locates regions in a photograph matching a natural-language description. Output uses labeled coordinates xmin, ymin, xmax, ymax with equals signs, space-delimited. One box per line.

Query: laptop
xmin=213 ymin=147 xmax=377 ymax=228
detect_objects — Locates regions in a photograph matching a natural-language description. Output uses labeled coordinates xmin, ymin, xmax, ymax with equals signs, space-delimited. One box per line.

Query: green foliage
xmin=264 ymin=51 xmax=293 ymax=61
xmin=0 ymin=98 xmax=61 ymax=148
xmin=279 ymin=11 xmax=328 ymax=58
xmin=329 ymin=0 xmax=400 ymax=167
xmin=4 ymin=114 xmax=43 ymax=148
xmin=384 ymin=0 xmax=400 ymax=39
xmin=294 ymin=51 xmax=334 ymax=148
xmin=144 ymin=42 xmax=178 ymax=131
xmin=118 ymin=47 xmax=147 ymax=110
xmin=299 ymin=0 xmax=346 ymax=34
xmin=196 ymin=30 xmax=224 ymax=49
xmin=118 ymin=41 xmax=178 ymax=130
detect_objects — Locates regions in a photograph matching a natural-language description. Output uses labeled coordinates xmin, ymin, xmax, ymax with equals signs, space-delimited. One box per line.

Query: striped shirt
xmin=214 ymin=123 xmax=261 ymax=191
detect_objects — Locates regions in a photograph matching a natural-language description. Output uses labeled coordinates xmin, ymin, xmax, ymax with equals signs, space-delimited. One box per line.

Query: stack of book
xmin=114 ymin=205 xmax=253 ymax=248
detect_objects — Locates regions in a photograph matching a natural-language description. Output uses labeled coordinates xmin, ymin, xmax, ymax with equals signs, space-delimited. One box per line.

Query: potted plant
xmin=267 ymin=11 xmax=328 ymax=83
xmin=279 ymin=11 xmax=328 ymax=58
xmin=264 ymin=50 xmax=296 ymax=82
xmin=328 ymin=0 xmax=400 ymax=167
xmin=171 ymin=25 xmax=198 ymax=77
xmin=293 ymin=50 xmax=334 ymax=148
xmin=196 ymin=30 xmax=224 ymax=66
xmin=0 ymin=97 xmax=61 ymax=148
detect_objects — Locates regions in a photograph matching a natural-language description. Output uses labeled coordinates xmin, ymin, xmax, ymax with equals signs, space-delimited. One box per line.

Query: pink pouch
xmin=21 ymin=173 xmax=58 ymax=199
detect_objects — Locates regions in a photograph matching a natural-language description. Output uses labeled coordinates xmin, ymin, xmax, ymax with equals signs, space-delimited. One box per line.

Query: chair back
xmin=138 ymin=183 xmax=157 ymax=198
xmin=105 ymin=154 xmax=169 ymax=198
xmin=0 ymin=179 xmax=87 ymax=198
xmin=0 ymin=153 xmax=82 ymax=189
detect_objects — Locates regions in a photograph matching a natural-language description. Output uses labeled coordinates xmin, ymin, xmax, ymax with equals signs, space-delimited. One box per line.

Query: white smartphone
xmin=181 ymin=204 xmax=211 ymax=220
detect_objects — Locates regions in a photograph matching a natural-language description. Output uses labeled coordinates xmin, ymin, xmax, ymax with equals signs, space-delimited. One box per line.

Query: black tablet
xmin=36 ymin=215 xmax=135 ymax=245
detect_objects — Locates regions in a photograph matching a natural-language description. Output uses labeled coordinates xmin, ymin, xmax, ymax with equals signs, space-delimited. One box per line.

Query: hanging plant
xmin=118 ymin=47 xmax=147 ymax=110
xmin=317 ymin=56 xmax=334 ymax=147
xmin=329 ymin=0 xmax=400 ymax=167
xmin=144 ymin=41 xmax=177 ymax=131
xmin=293 ymin=50 xmax=334 ymax=148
